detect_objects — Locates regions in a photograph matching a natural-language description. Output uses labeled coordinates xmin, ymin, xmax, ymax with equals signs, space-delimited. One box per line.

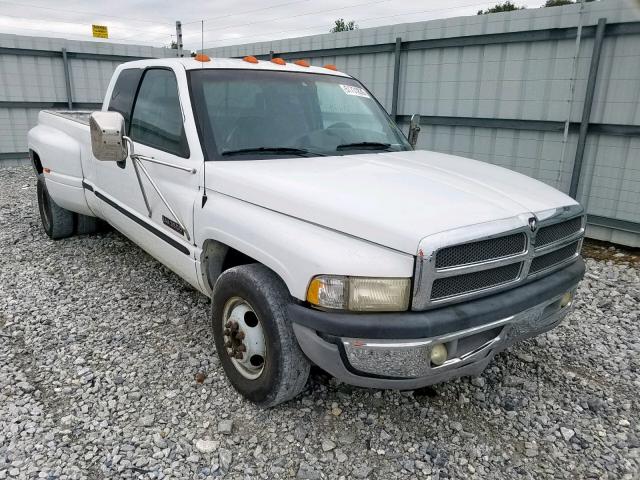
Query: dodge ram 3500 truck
xmin=28 ymin=56 xmax=585 ymax=407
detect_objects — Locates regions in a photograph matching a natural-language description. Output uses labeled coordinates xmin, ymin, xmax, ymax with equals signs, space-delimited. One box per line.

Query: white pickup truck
xmin=28 ymin=56 xmax=585 ymax=407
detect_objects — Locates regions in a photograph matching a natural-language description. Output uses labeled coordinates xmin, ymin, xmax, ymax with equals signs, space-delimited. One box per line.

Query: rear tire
xmin=211 ymin=264 xmax=310 ymax=407
xmin=76 ymin=213 xmax=103 ymax=235
xmin=37 ymin=176 xmax=74 ymax=240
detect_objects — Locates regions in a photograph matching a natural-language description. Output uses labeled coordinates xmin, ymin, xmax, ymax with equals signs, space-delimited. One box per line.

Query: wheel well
xmin=201 ymin=240 xmax=258 ymax=293
xmin=222 ymin=248 xmax=255 ymax=272
xmin=31 ymin=150 xmax=43 ymax=175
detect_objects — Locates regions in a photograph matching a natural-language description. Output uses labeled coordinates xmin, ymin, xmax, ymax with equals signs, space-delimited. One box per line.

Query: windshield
xmin=189 ymin=69 xmax=411 ymax=160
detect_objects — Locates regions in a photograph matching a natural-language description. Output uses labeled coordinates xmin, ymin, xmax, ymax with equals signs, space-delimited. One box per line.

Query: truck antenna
xmin=200 ymin=19 xmax=208 ymax=208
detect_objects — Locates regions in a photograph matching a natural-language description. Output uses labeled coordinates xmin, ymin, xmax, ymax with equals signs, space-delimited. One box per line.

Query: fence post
xmin=61 ymin=48 xmax=73 ymax=109
xmin=390 ymin=37 xmax=402 ymax=119
xmin=569 ymin=17 xmax=607 ymax=199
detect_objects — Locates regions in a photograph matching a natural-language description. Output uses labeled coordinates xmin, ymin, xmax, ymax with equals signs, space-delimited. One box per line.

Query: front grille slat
xmin=535 ymin=217 xmax=582 ymax=248
xmin=529 ymin=241 xmax=580 ymax=274
xmin=435 ymin=233 xmax=526 ymax=269
xmin=430 ymin=262 xmax=522 ymax=300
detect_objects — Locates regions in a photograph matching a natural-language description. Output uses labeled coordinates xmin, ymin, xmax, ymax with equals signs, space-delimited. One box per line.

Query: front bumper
xmin=289 ymin=258 xmax=584 ymax=389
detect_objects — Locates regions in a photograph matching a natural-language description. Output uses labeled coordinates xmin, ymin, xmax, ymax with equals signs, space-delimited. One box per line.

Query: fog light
xmin=430 ymin=343 xmax=448 ymax=366
xmin=560 ymin=291 xmax=573 ymax=308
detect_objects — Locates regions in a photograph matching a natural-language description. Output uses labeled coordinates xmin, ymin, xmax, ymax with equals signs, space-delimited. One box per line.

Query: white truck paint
xmin=28 ymin=57 xmax=585 ymax=406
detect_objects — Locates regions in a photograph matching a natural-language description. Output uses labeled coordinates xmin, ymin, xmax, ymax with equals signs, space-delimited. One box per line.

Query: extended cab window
xmin=108 ymin=68 xmax=143 ymax=131
xmin=130 ymin=69 xmax=189 ymax=158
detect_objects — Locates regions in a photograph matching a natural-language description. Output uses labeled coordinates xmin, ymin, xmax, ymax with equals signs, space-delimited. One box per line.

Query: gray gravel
xmin=1 ymin=166 xmax=639 ymax=479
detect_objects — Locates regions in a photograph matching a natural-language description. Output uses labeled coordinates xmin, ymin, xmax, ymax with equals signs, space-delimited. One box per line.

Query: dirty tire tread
xmin=211 ymin=264 xmax=310 ymax=407
xmin=75 ymin=213 xmax=101 ymax=235
xmin=37 ymin=176 xmax=75 ymax=240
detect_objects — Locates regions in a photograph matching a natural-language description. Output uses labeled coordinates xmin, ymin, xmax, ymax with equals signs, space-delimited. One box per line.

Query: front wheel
xmin=211 ymin=264 xmax=310 ymax=407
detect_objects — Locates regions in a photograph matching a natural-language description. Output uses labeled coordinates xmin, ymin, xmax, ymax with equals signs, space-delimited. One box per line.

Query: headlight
xmin=306 ymin=276 xmax=411 ymax=312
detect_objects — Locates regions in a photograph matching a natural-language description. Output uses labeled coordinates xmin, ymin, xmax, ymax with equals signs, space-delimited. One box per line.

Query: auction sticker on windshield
xmin=340 ymin=85 xmax=371 ymax=98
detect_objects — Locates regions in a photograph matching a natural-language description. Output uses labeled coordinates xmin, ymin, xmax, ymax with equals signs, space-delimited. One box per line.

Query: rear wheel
xmin=76 ymin=213 xmax=104 ymax=235
xmin=211 ymin=264 xmax=310 ymax=407
xmin=37 ymin=176 xmax=74 ymax=240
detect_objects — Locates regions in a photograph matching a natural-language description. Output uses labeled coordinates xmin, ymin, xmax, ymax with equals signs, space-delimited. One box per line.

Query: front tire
xmin=211 ymin=264 xmax=310 ymax=407
xmin=37 ymin=176 xmax=74 ymax=240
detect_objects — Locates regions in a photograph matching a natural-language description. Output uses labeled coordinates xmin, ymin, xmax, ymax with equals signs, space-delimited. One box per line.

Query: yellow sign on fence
xmin=92 ymin=25 xmax=109 ymax=39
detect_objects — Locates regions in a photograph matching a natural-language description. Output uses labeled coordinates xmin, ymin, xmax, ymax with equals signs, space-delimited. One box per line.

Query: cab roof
xmin=121 ymin=57 xmax=352 ymax=77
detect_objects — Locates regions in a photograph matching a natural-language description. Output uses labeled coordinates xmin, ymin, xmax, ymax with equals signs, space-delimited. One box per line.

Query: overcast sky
xmin=0 ymin=0 xmax=551 ymax=51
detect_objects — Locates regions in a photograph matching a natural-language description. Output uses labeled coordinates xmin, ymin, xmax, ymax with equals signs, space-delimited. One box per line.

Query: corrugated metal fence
xmin=0 ymin=1 xmax=638 ymax=246
xmin=206 ymin=0 xmax=640 ymax=247
xmin=0 ymin=34 xmax=172 ymax=166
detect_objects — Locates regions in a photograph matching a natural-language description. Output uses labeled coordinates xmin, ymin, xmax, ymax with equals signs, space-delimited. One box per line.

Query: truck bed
xmin=41 ymin=110 xmax=94 ymax=125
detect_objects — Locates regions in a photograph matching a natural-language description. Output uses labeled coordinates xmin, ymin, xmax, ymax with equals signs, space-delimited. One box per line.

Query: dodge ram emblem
xmin=528 ymin=216 xmax=538 ymax=232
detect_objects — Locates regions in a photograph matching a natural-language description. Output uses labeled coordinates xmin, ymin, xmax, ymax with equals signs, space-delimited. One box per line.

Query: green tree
xmin=477 ymin=1 xmax=525 ymax=14
xmin=544 ymin=0 xmax=574 ymax=5
xmin=543 ymin=0 xmax=595 ymax=6
xmin=330 ymin=18 xmax=357 ymax=33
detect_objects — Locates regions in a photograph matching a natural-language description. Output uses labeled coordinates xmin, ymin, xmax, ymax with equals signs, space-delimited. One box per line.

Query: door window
xmin=130 ymin=69 xmax=189 ymax=157
xmin=108 ymin=68 xmax=143 ymax=131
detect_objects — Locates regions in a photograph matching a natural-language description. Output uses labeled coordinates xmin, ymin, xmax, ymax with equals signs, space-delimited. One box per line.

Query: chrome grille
xmin=430 ymin=263 xmax=522 ymax=300
xmin=530 ymin=241 xmax=580 ymax=275
xmin=435 ymin=233 xmax=526 ymax=269
xmin=413 ymin=206 xmax=585 ymax=311
xmin=535 ymin=217 xmax=583 ymax=248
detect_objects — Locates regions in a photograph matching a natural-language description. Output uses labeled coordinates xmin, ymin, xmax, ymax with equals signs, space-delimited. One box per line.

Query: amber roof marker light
xmin=323 ymin=64 xmax=338 ymax=71
xmin=243 ymin=55 xmax=259 ymax=64
xmin=194 ymin=53 xmax=211 ymax=62
xmin=271 ymin=57 xmax=286 ymax=65
xmin=294 ymin=59 xmax=310 ymax=67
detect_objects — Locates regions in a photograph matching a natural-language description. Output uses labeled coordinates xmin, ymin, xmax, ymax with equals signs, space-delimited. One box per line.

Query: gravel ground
xmin=1 ymin=165 xmax=639 ymax=480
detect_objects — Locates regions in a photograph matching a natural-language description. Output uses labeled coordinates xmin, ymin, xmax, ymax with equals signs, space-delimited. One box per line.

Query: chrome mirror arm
xmin=124 ymin=136 xmax=152 ymax=218
xmin=139 ymin=156 xmax=196 ymax=174
xmin=134 ymin=160 xmax=191 ymax=241
xmin=123 ymin=136 xmax=191 ymax=242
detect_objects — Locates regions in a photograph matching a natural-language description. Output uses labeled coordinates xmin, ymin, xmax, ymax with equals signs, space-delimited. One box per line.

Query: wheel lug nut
xmin=237 ymin=345 xmax=246 ymax=352
xmin=234 ymin=352 xmax=244 ymax=360
xmin=236 ymin=331 xmax=245 ymax=340
xmin=224 ymin=328 xmax=231 ymax=336
xmin=224 ymin=341 xmax=232 ymax=348
xmin=225 ymin=321 xmax=232 ymax=328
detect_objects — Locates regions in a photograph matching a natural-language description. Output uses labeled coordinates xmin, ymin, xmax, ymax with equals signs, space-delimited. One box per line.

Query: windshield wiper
xmin=221 ymin=147 xmax=325 ymax=157
xmin=336 ymin=142 xmax=392 ymax=151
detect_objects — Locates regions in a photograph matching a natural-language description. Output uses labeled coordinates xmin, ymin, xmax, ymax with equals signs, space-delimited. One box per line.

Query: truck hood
xmin=206 ymin=150 xmax=577 ymax=254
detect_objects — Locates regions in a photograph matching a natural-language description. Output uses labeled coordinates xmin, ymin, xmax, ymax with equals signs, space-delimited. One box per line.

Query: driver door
xmin=93 ymin=67 xmax=201 ymax=286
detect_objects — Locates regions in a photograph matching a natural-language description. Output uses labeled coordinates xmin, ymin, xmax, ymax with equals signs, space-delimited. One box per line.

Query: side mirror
xmin=408 ymin=114 xmax=421 ymax=148
xmin=90 ymin=111 xmax=127 ymax=162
